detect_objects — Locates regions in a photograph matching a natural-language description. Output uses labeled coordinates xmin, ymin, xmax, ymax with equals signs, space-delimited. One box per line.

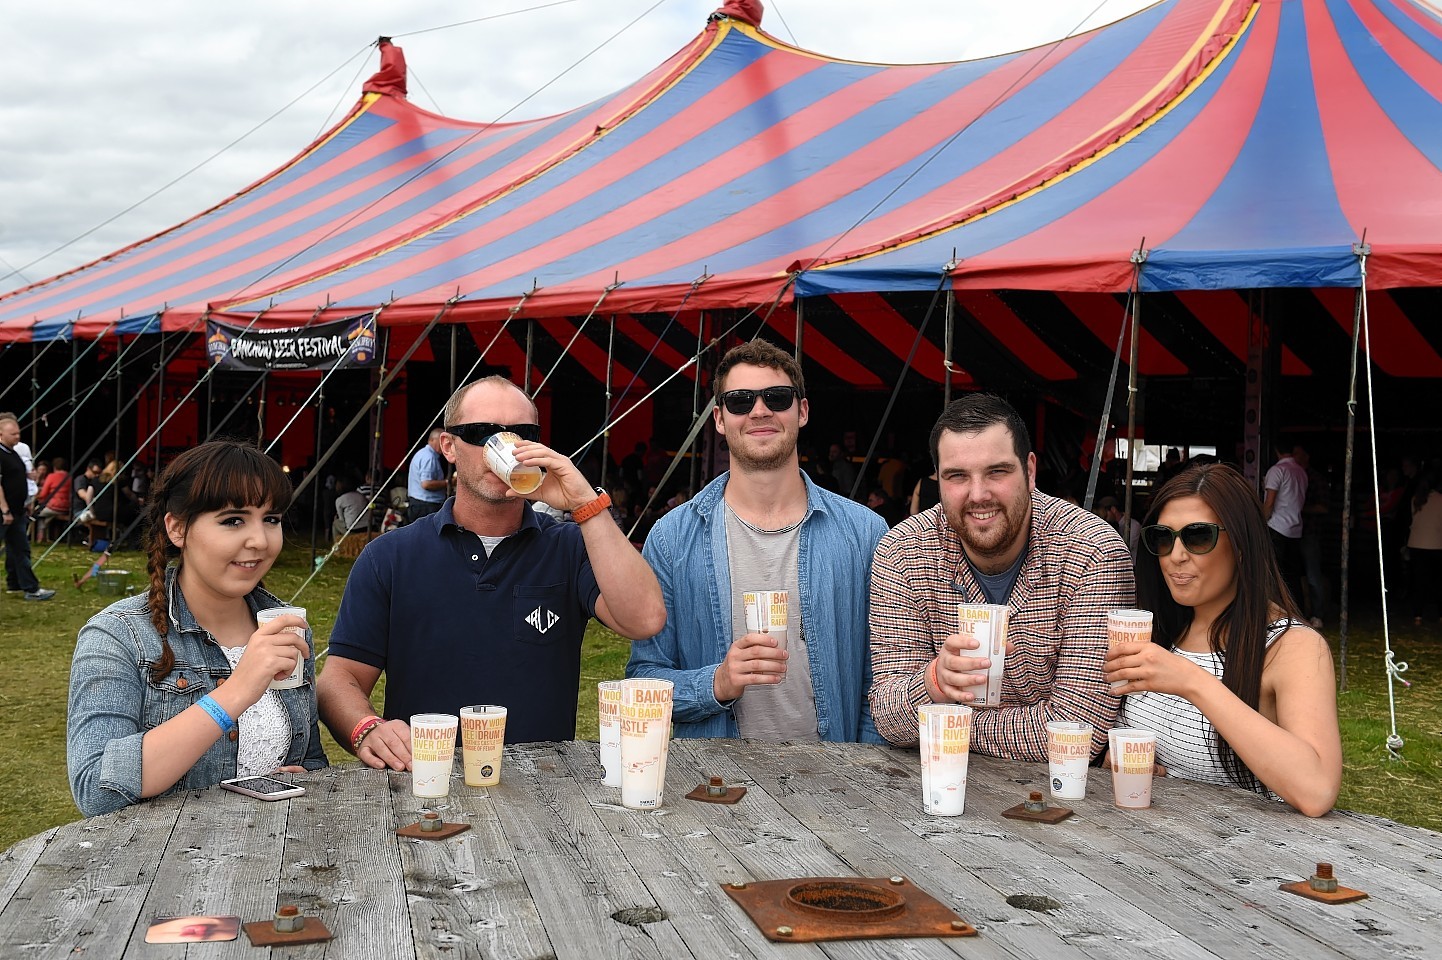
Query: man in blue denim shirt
xmin=627 ymin=340 xmax=887 ymax=742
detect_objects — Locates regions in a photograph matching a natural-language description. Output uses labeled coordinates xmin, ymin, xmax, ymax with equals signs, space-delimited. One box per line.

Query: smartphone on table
xmin=219 ymin=775 xmax=306 ymax=800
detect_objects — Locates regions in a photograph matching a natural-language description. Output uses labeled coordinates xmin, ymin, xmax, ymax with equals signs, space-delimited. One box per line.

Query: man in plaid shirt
xmin=868 ymin=395 xmax=1134 ymax=761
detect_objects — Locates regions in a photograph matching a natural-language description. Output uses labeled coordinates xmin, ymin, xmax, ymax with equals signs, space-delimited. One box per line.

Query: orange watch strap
xmin=571 ymin=490 xmax=612 ymax=523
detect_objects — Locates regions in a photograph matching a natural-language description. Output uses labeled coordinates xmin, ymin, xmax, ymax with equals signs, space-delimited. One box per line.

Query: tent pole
xmin=794 ymin=298 xmax=804 ymax=362
xmin=1123 ymin=247 xmax=1147 ymax=528
xmin=152 ymin=329 xmax=165 ymax=474
xmin=370 ymin=328 xmax=390 ymax=530
xmin=602 ymin=314 xmax=615 ymax=489
xmin=450 ymin=324 xmax=458 ymax=394
xmin=691 ymin=311 xmax=706 ymax=496
xmin=524 ymin=319 xmax=535 ymax=395
xmin=1084 ymin=284 xmax=1134 ymax=511
xmin=310 ymin=381 xmax=324 ymax=569
xmin=257 ymin=376 xmax=267 ymax=447
xmin=943 ymin=290 xmax=955 ymax=409
xmin=1338 ymin=280 xmax=1364 ymax=691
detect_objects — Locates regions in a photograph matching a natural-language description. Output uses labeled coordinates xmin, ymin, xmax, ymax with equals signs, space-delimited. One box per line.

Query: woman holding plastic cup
xmin=67 ymin=440 xmax=326 ymax=817
xmin=1102 ymin=463 xmax=1340 ymax=817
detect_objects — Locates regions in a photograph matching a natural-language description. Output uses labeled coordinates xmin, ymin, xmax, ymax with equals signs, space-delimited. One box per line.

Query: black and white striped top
xmin=1120 ymin=619 xmax=1302 ymax=792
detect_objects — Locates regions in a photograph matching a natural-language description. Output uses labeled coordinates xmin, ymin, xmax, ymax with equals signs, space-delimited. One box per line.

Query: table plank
xmin=277 ymin=764 xmax=413 ymax=960
xmin=120 ymin=787 xmax=290 ymax=958
xmin=389 ymin=762 xmax=560 ymax=960
xmin=0 ymin=797 xmax=181 ymax=959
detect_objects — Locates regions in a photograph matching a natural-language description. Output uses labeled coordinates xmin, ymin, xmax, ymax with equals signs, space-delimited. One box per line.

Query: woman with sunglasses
xmin=1103 ymin=463 xmax=1341 ymax=816
xmin=67 ymin=440 xmax=325 ymax=817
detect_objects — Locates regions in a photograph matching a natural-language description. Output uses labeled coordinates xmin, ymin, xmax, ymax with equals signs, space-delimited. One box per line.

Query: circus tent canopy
xmin=2 ymin=0 xmax=1440 ymax=383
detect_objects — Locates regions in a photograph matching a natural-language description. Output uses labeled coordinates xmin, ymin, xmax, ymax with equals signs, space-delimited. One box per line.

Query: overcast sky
xmin=1 ymin=0 xmax=1155 ymax=292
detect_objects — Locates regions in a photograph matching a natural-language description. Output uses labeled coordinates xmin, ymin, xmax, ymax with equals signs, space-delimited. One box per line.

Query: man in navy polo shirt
xmin=318 ymin=376 xmax=666 ymax=764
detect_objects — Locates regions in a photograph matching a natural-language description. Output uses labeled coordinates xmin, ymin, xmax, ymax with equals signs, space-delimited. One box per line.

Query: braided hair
xmin=144 ymin=440 xmax=293 ymax=683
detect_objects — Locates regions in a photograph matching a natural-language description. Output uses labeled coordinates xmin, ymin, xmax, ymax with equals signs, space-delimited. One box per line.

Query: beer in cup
xmin=410 ymin=713 xmax=458 ymax=799
xmin=1108 ymin=727 xmax=1158 ymax=809
xmin=619 ymin=678 xmax=673 ymax=810
xmin=598 ymin=681 xmax=623 ymax=788
xmin=255 ymin=605 xmax=307 ymax=690
xmin=1107 ymin=609 xmax=1154 ymax=692
xmin=1046 ymin=720 xmax=1094 ymax=800
xmin=742 ymin=589 xmax=789 ymax=683
xmin=484 ymin=431 xmax=545 ymax=494
xmin=918 ymin=703 xmax=972 ymax=816
xmin=459 ymin=705 xmax=507 ymax=787
xmin=956 ymin=603 xmax=1008 ymax=706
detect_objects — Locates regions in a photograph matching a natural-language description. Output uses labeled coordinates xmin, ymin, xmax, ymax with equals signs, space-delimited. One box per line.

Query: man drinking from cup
xmin=868 ymin=394 xmax=1134 ymax=760
xmin=318 ymin=376 xmax=666 ymax=768
xmin=626 ymin=340 xmax=887 ymax=742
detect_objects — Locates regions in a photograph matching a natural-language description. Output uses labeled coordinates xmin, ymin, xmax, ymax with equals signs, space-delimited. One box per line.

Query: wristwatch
xmin=570 ymin=487 xmax=612 ymax=524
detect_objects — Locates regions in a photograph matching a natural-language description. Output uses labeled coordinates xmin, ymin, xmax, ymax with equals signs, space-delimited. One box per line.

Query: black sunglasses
xmin=718 ymin=386 xmax=800 ymax=416
xmin=1141 ymin=522 xmax=1227 ymax=556
xmin=445 ymin=422 xmax=541 ymax=446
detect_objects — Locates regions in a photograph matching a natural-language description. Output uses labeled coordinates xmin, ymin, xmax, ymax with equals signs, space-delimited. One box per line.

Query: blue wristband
xmin=196 ymin=694 xmax=236 ymax=735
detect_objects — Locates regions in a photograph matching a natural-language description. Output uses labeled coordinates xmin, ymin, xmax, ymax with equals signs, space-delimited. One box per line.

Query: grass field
xmin=2 ymin=541 xmax=1437 ymax=852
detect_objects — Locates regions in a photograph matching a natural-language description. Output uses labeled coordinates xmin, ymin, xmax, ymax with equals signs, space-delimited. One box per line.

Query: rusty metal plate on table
xmin=243 ymin=917 xmax=333 ymax=946
xmin=1279 ymin=880 xmax=1369 ymax=904
xmin=396 ymin=821 xmax=471 ymax=840
xmin=1001 ymin=801 xmax=1074 ymax=824
xmin=685 ymin=783 xmax=747 ymax=804
xmin=722 ymin=876 xmax=976 ymax=942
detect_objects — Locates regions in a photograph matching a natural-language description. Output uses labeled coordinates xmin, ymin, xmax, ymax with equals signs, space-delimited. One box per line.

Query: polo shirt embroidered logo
xmin=526 ymin=606 xmax=560 ymax=634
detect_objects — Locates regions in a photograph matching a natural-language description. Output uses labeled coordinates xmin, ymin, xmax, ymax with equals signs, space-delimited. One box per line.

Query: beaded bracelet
xmin=196 ymin=694 xmax=236 ymax=735
xmin=350 ymin=715 xmax=384 ymax=752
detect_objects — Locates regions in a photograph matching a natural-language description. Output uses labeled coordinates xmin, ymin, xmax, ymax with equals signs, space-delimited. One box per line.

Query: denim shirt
xmin=67 ymin=567 xmax=327 ymax=817
xmin=627 ymin=471 xmax=887 ymax=743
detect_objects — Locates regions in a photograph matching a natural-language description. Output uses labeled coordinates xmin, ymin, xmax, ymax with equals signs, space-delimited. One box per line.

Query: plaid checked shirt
xmin=868 ymin=491 xmax=1135 ymax=761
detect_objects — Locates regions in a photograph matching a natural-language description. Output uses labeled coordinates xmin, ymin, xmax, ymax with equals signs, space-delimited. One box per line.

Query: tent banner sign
xmin=206 ymin=314 xmax=380 ymax=371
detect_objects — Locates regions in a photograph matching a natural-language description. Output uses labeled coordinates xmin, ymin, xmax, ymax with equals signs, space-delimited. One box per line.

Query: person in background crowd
xmin=0 ymin=413 xmax=55 ymax=600
xmin=406 ymin=428 xmax=448 ymax=523
xmin=1406 ymin=470 xmax=1442 ymax=627
xmin=1106 ymin=463 xmax=1340 ymax=817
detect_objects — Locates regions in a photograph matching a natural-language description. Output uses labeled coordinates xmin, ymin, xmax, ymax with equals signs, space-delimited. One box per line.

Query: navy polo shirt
xmin=327 ymin=499 xmax=601 ymax=743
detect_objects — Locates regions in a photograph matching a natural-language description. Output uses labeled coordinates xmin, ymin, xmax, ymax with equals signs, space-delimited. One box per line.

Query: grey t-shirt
xmin=724 ymin=503 xmax=819 ymax=740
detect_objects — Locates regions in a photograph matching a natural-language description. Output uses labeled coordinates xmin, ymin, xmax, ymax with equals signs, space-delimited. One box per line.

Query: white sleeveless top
xmin=220 ymin=646 xmax=292 ymax=777
xmin=1120 ymin=619 xmax=1301 ymax=794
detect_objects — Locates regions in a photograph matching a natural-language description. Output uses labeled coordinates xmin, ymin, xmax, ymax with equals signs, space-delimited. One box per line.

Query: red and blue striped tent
xmin=2 ymin=0 xmax=1440 ymax=392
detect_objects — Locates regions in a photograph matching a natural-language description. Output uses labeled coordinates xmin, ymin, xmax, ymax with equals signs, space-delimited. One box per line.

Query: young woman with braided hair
xmin=67 ymin=440 xmax=325 ymax=817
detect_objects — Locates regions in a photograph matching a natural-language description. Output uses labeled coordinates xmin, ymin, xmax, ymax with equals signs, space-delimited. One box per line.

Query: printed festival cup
xmin=255 ymin=605 xmax=307 ymax=690
xmin=410 ymin=713 xmax=459 ymax=799
xmin=1108 ymin=608 xmax=1155 ymax=692
xmin=1046 ymin=721 xmax=1094 ymax=801
xmin=619 ymin=678 xmax=673 ymax=810
xmin=598 ymin=681 xmax=623 ymax=787
xmin=459 ymin=705 xmax=507 ymax=787
xmin=742 ymin=589 xmax=789 ymax=683
xmin=918 ymin=703 xmax=972 ymax=816
xmin=956 ymin=604 xmax=1008 ymax=706
xmin=483 ymin=431 xmax=545 ymax=494
xmin=1108 ymin=727 xmax=1158 ymax=809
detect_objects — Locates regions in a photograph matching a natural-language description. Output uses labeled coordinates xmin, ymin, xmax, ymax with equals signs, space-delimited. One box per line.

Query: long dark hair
xmin=1135 ymin=462 xmax=1301 ymax=793
xmin=144 ymin=440 xmax=293 ymax=683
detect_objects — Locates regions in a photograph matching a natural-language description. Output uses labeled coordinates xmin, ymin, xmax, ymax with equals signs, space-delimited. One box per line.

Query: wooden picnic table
xmin=2 ymin=739 xmax=1438 ymax=958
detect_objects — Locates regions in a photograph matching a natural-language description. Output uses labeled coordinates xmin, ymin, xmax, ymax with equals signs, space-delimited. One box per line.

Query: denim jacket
xmin=627 ymin=471 xmax=887 ymax=742
xmin=67 ymin=566 xmax=327 ymax=817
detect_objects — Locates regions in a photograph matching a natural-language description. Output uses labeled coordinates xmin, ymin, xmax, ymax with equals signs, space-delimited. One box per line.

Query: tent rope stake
xmin=1353 ymin=241 xmax=1409 ymax=759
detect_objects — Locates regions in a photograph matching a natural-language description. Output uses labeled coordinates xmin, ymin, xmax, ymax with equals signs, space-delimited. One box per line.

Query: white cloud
xmin=0 ymin=0 xmax=1154 ymax=288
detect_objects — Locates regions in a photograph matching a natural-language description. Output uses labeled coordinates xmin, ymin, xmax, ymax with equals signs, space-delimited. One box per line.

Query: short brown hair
xmin=714 ymin=340 xmax=805 ymax=397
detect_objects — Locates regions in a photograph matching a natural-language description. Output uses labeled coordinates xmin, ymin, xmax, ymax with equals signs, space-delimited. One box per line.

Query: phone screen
xmin=228 ymin=777 xmax=295 ymax=795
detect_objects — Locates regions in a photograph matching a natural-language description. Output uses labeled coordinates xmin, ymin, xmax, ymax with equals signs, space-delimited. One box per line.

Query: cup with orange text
xmin=598 ymin=681 xmax=623 ymax=787
xmin=459 ymin=705 xmax=507 ymax=787
xmin=619 ymin=678 xmax=673 ymax=809
xmin=1046 ymin=720 xmax=1094 ymax=800
xmin=1108 ymin=727 xmax=1158 ymax=809
xmin=919 ymin=703 xmax=972 ymax=816
xmin=742 ymin=590 xmax=789 ymax=683
xmin=1107 ymin=609 xmax=1154 ymax=692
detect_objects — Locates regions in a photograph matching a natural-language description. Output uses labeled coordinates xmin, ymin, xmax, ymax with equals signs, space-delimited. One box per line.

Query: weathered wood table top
xmin=2 ymin=739 xmax=1438 ymax=958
